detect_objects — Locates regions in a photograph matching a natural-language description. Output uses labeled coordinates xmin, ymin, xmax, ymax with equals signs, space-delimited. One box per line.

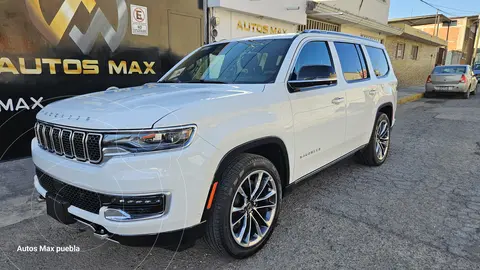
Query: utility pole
xmin=471 ymin=15 xmax=480 ymax=66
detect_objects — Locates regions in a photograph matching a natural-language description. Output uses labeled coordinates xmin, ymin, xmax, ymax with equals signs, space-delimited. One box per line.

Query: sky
xmin=389 ymin=0 xmax=480 ymax=19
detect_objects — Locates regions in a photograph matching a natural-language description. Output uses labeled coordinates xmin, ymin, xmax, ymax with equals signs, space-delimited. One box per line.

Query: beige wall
xmin=314 ymin=0 xmax=390 ymax=24
xmin=341 ymin=25 xmax=387 ymax=43
xmin=385 ymin=36 xmax=439 ymax=88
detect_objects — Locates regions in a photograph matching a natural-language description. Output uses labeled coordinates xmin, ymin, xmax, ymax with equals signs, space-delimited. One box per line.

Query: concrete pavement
xmin=1 ymin=95 xmax=480 ymax=269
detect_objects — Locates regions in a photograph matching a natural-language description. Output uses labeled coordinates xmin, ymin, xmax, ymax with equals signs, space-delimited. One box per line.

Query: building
xmin=386 ymin=23 xmax=447 ymax=87
xmin=302 ymin=0 xmax=402 ymax=42
xmin=207 ymin=0 xmax=306 ymax=42
xmin=391 ymin=15 xmax=480 ymax=65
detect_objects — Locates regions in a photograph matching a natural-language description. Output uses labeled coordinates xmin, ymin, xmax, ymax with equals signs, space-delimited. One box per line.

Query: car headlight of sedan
xmin=103 ymin=125 xmax=196 ymax=153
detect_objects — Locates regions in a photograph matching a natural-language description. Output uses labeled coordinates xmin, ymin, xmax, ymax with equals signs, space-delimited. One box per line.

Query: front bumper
xmin=32 ymin=135 xmax=218 ymax=236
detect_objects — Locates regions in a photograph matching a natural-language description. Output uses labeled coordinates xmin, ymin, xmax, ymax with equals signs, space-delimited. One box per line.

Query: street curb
xmin=397 ymin=93 xmax=424 ymax=105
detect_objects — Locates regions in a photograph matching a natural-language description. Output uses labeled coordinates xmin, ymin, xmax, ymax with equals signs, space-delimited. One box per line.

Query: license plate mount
xmin=46 ymin=193 xmax=76 ymax=224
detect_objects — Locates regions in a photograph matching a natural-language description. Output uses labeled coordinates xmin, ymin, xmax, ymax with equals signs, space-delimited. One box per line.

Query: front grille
xmin=36 ymin=168 xmax=166 ymax=216
xmin=36 ymin=122 xmax=103 ymax=163
xmin=36 ymin=168 xmax=111 ymax=214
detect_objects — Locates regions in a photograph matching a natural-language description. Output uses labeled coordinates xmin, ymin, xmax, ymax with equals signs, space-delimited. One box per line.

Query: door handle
xmin=368 ymin=89 xmax=377 ymax=96
xmin=332 ymin=97 xmax=345 ymax=105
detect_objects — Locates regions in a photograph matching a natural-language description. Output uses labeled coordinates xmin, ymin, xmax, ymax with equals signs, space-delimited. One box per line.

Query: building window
xmin=396 ymin=43 xmax=405 ymax=59
xmin=361 ymin=35 xmax=384 ymax=44
xmin=411 ymin=45 xmax=419 ymax=60
xmin=298 ymin=18 xmax=340 ymax=32
xmin=443 ymin=20 xmax=458 ymax=27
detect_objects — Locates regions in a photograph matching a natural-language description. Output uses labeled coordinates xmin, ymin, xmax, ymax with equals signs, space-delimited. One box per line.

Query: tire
xmin=424 ymin=92 xmax=434 ymax=98
xmin=355 ymin=112 xmax=391 ymax=166
xmin=464 ymin=90 xmax=470 ymax=99
xmin=472 ymin=85 xmax=477 ymax=95
xmin=204 ymin=153 xmax=282 ymax=258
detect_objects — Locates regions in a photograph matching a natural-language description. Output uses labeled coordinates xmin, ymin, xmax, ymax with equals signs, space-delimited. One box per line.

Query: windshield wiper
xmin=186 ymin=79 xmax=227 ymax=84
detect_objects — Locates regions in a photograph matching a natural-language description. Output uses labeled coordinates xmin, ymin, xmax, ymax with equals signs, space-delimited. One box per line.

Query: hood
xmin=37 ymin=83 xmax=264 ymax=130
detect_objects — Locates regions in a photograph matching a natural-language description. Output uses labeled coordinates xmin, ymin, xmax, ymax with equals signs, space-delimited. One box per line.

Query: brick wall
xmin=385 ymin=36 xmax=439 ymax=88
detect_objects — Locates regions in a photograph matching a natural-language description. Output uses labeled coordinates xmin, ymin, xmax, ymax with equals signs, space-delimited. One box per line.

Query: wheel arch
xmin=200 ymin=136 xmax=290 ymax=222
xmin=377 ymin=102 xmax=394 ymax=125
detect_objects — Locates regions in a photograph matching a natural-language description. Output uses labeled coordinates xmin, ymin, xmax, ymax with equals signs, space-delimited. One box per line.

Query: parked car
xmin=32 ymin=30 xmax=397 ymax=258
xmin=473 ymin=63 xmax=480 ymax=78
xmin=425 ymin=65 xmax=478 ymax=99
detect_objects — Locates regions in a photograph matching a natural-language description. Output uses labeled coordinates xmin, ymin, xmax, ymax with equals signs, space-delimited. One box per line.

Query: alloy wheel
xmin=375 ymin=119 xmax=390 ymax=161
xmin=230 ymin=170 xmax=278 ymax=248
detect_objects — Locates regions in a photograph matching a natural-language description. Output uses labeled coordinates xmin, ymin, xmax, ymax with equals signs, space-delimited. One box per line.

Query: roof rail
xmin=300 ymin=29 xmax=379 ymax=43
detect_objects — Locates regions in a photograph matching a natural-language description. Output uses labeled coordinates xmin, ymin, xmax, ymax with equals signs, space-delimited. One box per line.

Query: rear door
xmin=334 ymin=42 xmax=374 ymax=148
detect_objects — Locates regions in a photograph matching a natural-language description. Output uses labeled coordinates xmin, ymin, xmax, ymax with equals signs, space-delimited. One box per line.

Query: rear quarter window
xmin=366 ymin=46 xmax=390 ymax=77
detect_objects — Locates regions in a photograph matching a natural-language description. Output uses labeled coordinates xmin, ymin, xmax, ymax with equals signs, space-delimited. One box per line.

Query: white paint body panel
xmin=32 ymin=33 xmax=397 ymax=235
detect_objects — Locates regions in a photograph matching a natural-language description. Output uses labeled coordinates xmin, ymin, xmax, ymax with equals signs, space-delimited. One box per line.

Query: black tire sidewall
xmin=217 ymin=155 xmax=282 ymax=258
xmin=370 ymin=113 xmax=391 ymax=165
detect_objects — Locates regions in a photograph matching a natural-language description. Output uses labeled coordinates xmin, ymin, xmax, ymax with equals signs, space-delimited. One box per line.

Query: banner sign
xmin=0 ymin=0 xmax=186 ymax=160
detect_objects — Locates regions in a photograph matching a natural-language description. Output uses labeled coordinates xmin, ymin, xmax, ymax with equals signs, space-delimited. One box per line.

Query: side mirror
xmin=288 ymin=78 xmax=337 ymax=92
xmin=288 ymin=65 xmax=337 ymax=92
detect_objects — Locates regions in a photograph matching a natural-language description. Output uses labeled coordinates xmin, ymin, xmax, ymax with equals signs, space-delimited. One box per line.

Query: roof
xmin=212 ymin=31 xmax=384 ymax=48
xmin=389 ymin=14 xmax=451 ymax=26
xmin=307 ymin=1 xmax=402 ymax=35
xmin=388 ymin=23 xmax=448 ymax=47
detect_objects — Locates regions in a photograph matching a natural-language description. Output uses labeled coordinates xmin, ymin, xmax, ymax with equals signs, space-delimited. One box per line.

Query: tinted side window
xmin=291 ymin=42 xmax=336 ymax=81
xmin=334 ymin=42 xmax=369 ymax=82
xmin=355 ymin=44 xmax=370 ymax=79
xmin=366 ymin=46 xmax=390 ymax=77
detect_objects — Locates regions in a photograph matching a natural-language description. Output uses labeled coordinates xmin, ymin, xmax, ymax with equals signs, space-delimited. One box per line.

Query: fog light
xmin=104 ymin=194 xmax=167 ymax=222
xmin=104 ymin=209 xmax=132 ymax=221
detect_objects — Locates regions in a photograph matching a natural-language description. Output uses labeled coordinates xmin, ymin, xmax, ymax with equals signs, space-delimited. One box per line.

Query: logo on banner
xmin=25 ymin=0 xmax=128 ymax=54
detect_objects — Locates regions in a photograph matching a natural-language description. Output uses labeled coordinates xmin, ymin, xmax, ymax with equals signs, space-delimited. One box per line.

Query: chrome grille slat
xmin=52 ymin=128 xmax=63 ymax=155
xmin=86 ymin=133 xmax=103 ymax=163
xmin=62 ymin=130 xmax=74 ymax=158
xmin=35 ymin=122 xmax=103 ymax=163
xmin=44 ymin=126 xmax=53 ymax=152
xmin=72 ymin=132 xmax=86 ymax=161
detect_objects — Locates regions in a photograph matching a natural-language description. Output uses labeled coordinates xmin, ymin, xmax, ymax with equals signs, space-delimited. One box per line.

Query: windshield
xmin=161 ymin=39 xmax=293 ymax=84
xmin=433 ymin=66 xmax=466 ymax=74
xmin=473 ymin=64 xmax=480 ymax=71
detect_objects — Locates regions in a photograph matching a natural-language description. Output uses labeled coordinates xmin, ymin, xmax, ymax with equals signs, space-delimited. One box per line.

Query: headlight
xmin=103 ymin=125 xmax=196 ymax=153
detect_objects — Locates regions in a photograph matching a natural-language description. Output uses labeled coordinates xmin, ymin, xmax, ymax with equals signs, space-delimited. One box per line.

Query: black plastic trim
xmin=200 ymin=136 xmax=290 ymax=222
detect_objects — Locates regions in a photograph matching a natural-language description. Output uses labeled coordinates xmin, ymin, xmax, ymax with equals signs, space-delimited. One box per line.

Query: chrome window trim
xmin=72 ymin=131 xmax=87 ymax=161
xmin=86 ymin=133 xmax=103 ymax=164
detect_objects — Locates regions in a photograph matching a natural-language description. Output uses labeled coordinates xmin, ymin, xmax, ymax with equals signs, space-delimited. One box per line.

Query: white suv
xmin=32 ymin=30 xmax=397 ymax=258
